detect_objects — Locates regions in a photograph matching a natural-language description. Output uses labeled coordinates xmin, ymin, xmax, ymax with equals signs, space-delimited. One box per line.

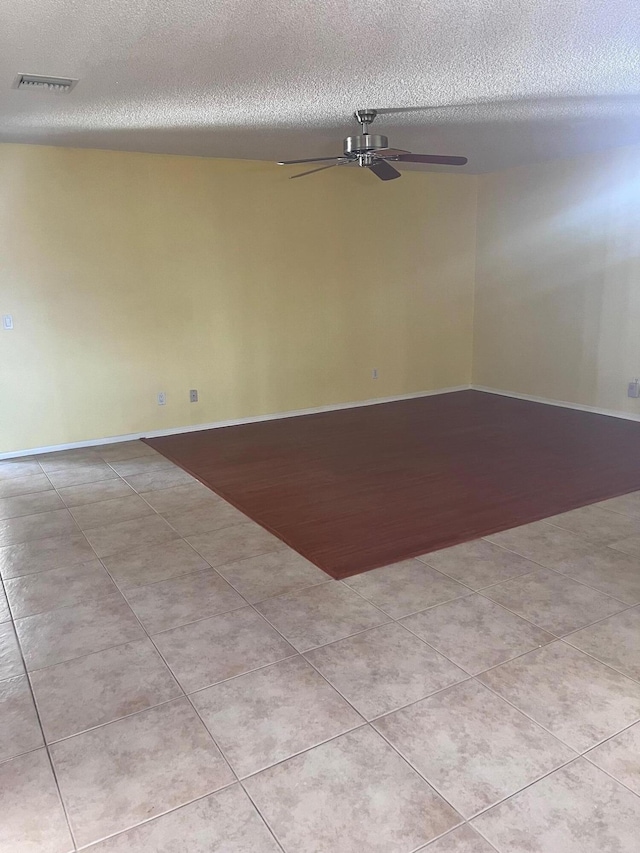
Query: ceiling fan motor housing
xmin=343 ymin=133 xmax=389 ymax=155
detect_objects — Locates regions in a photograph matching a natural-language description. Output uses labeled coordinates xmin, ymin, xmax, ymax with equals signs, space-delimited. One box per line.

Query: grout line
xmin=465 ymin=749 xmax=640 ymax=832
xmin=239 ymin=778 xmax=288 ymax=852
xmin=183 ymin=651 xmax=300 ymax=697
xmin=419 ymin=823 xmax=501 ymax=851
xmin=475 ymin=668 xmax=640 ymax=757
xmin=581 ymin=730 xmax=640 ymax=800
xmin=476 ymin=534 xmax=635 ymax=606
xmin=557 ymin=633 xmax=640 ymax=688
xmin=471 ymin=586 xmax=637 ymax=640
xmin=71 ymin=781 xmax=238 ymax=851
xmin=373 ymin=714 xmax=579 ymax=822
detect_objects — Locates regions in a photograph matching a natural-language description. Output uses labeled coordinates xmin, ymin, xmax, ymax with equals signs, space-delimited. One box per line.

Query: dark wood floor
xmin=146 ymin=390 xmax=640 ymax=579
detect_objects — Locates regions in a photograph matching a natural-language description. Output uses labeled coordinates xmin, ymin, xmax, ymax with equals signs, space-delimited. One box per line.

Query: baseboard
xmin=1 ymin=384 xmax=471 ymax=459
xmin=471 ymin=384 xmax=640 ymax=423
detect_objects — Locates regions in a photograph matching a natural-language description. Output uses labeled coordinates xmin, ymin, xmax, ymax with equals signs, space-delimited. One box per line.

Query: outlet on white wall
xmin=628 ymin=380 xmax=640 ymax=399
xmin=157 ymin=391 xmax=167 ymax=405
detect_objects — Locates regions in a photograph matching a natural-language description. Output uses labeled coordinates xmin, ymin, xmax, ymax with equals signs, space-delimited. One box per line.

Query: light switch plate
xmin=2 ymin=315 xmax=13 ymax=330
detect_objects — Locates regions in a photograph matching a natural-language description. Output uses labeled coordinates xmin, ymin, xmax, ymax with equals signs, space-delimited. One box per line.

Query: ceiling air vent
xmin=13 ymin=74 xmax=78 ymax=93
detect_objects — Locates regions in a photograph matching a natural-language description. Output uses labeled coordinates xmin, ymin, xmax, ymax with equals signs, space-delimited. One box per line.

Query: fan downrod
xmin=353 ymin=109 xmax=377 ymax=133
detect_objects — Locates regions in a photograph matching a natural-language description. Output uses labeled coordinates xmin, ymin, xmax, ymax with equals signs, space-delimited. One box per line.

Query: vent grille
xmin=13 ymin=74 xmax=78 ymax=94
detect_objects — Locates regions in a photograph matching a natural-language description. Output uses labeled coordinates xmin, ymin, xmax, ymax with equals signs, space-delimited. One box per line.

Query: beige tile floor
xmin=1 ymin=441 xmax=640 ymax=852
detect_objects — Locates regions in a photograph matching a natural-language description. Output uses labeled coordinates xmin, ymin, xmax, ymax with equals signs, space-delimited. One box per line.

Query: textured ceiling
xmin=1 ymin=0 xmax=639 ymax=173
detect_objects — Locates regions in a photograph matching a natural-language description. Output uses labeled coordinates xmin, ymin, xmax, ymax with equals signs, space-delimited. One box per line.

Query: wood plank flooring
xmin=146 ymin=391 xmax=640 ymax=578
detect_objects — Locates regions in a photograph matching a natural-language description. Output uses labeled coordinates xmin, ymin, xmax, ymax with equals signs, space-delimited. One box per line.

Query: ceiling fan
xmin=277 ymin=109 xmax=468 ymax=180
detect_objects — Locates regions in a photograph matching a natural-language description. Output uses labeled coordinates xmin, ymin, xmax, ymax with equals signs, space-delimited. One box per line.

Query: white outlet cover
xmin=2 ymin=315 xmax=13 ymax=330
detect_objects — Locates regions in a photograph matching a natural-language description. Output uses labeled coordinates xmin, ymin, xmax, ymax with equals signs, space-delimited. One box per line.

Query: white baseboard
xmin=1 ymin=385 xmax=471 ymax=459
xmin=471 ymin=385 xmax=640 ymax=423
xmin=7 ymin=383 xmax=638 ymax=460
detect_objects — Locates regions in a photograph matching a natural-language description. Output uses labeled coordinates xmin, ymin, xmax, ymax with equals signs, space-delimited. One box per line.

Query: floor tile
xmin=0 ymin=675 xmax=43 ymax=761
xmin=163 ymin=500 xmax=249 ymax=537
xmin=256 ymin=582 xmax=389 ymax=652
xmin=50 ymin=697 xmax=234 ymax=847
xmin=564 ymin=607 xmax=640 ymax=680
xmin=586 ymin=722 xmax=640 ymax=795
xmin=343 ymin=559 xmax=469 ymax=619
xmin=552 ymin=546 xmax=640 ymax=604
xmin=479 ymin=641 xmax=640 ymax=751
xmin=0 ymin=472 xmax=53 ymax=499
xmin=0 ymin=490 xmax=64 ymax=521
xmin=31 ymin=638 xmax=181 ymax=742
xmin=216 ymin=548 xmax=329 ymax=603
xmin=0 ymin=749 xmax=74 ymax=853
xmin=481 ymin=569 xmax=625 ymax=635
xmin=472 ymin=759 xmax=640 ymax=853
xmin=401 ymin=594 xmax=553 ymax=674
xmin=375 ymin=679 xmax=574 ymax=818
xmin=0 ymin=532 xmax=96 ymax=579
xmin=109 ymin=454 xmax=175 ymax=477
xmin=0 ymin=458 xmax=43 ymax=480
xmin=94 ymin=440 xmax=158 ymax=463
xmin=102 ymin=537 xmax=210 ymax=589
xmin=545 ymin=504 xmax=640 ymax=543
xmin=187 ymin=522 xmax=287 ymax=567
xmin=244 ymin=726 xmax=461 ymax=853
xmin=0 ymin=508 xmax=78 ymax=547
xmin=421 ymin=825 xmax=497 ymax=851
xmin=485 ymin=521 xmax=592 ymax=567
xmin=610 ymin=534 xmax=640 ymax=559
xmin=84 ymin=785 xmax=281 ymax=852
xmin=83 ymin=514 xmax=179 ymax=558
xmin=69 ymin=494 xmax=154 ymax=530
xmin=16 ymin=592 xmax=145 ymax=670
xmin=5 ymin=559 xmax=118 ymax=618
xmin=419 ymin=539 xmax=539 ymax=590
xmin=46 ymin=462 xmax=119 ymax=490
xmin=125 ymin=568 xmax=245 ymax=633
xmin=193 ymin=656 xmax=363 ymax=777
xmin=37 ymin=449 xmax=103 ymax=472
xmin=142 ymin=482 xmax=221 ymax=514
xmin=57 ymin=478 xmax=136 ymax=507
xmin=153 ymin=606 xmax=295 ymax=693
xmin=306 ymin=622 xmax=467 ymax=719
xmin=0 ymin=586 xmax=10 ymax=622
xmin=0 ymin=621 xmax=25 ymax=679
xmin=596 ymin=490 xmax=640 ymax=519
xmin=124 ymin=467 xmax=194 ymax=492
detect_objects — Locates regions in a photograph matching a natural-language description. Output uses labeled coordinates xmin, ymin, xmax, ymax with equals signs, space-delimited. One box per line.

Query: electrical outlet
xmin=372 ymin=368 xmax=378 ymax=380
xmin=157 ymin=391 xmax=167 ymax=406
xmin=2 ymin=315 xmax=13 ymax=330
xmin=190 ymin=389 xmax=198 ymax=403
xmin=628 ymin=380 xmax=640 ymax=399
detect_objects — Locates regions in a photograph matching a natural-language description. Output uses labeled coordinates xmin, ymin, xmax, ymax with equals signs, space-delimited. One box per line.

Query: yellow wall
xmin=473 ymin=145 xmax=640 ymax=413
xmin=0 ymin=144 xmax=478 ymax=454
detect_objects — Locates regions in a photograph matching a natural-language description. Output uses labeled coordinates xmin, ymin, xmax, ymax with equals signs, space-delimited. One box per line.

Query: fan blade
xmin=369 ymin=160 xmax=401 ymax=181
xmin=278 ymin=156 xmax=344 ymax=165
xmin=290 ymin=164 xmax=337 ymax=179
xmin=395 ymin=154 xmax=468 ymax=166
xmin=375 ymin=147 xmax=411 ymax=157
